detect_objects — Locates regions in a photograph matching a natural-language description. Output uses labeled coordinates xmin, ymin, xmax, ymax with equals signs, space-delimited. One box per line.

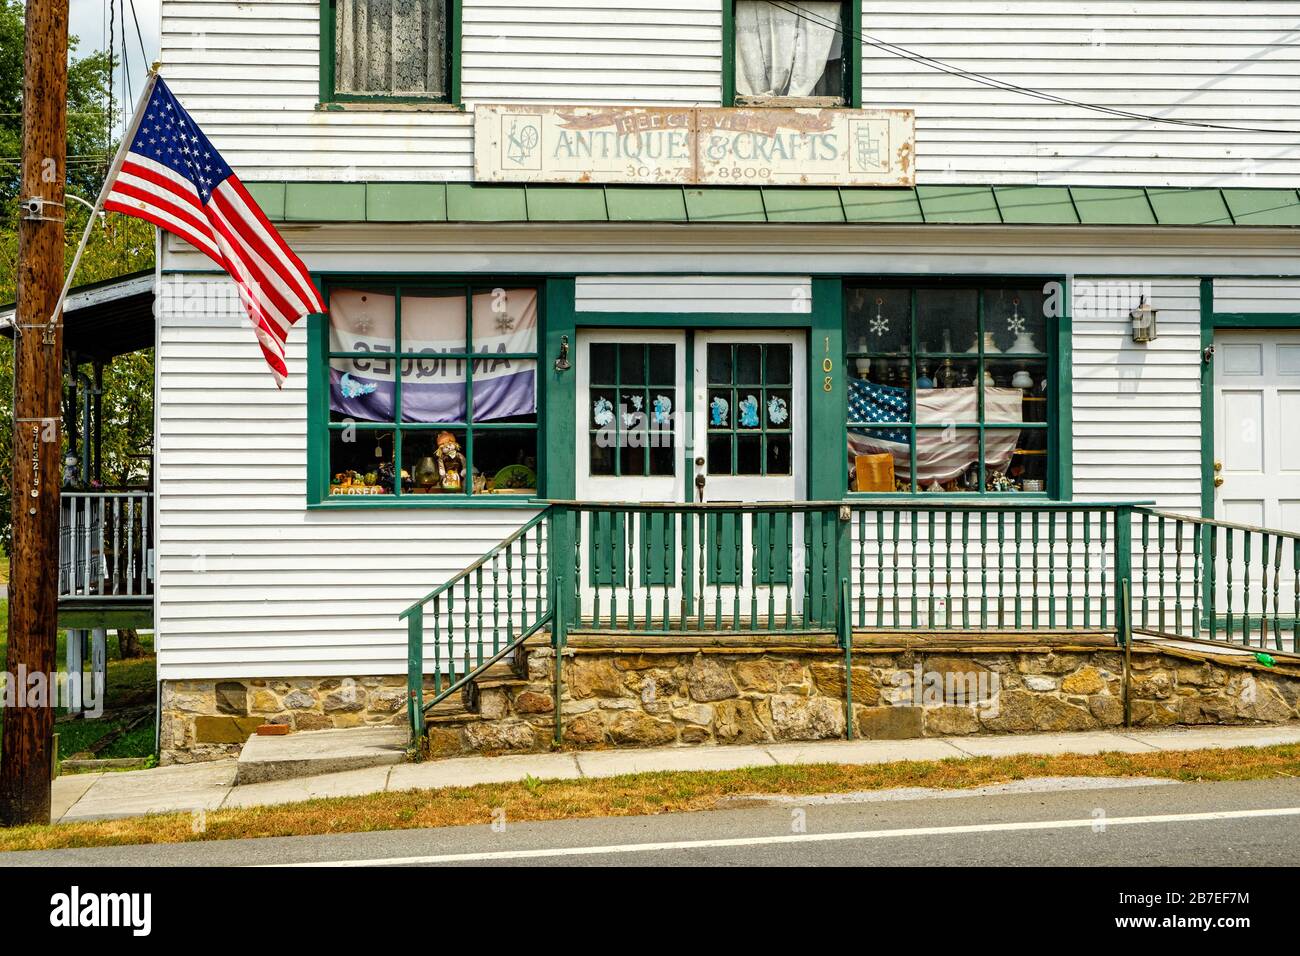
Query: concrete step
xmin=235 ymin=726 xmax=409 ymax=785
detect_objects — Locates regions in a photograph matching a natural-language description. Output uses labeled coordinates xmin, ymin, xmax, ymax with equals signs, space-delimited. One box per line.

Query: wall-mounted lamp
xmin=1130 ymin=296 xmax=1158 ymax=343
xmin=554 ymin=334 xmax=571 ymax=372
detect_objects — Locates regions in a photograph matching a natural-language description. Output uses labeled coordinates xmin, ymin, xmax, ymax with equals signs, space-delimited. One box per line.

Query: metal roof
xmin=244 ymin=182 xmax=1300 ymax=227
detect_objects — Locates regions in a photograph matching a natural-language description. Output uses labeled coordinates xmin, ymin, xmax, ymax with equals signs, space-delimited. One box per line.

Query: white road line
xmin=263 ymin=805 xmax=1300 ymax=867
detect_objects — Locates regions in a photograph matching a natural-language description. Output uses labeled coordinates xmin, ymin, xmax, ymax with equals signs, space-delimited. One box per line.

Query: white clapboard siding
xmin=1071 ymin=277 xmax=1203 ymax=513
xmin=161 ymin=0 xmax=1300 ymax=185
xmin=161 ymin=0 xmax=720 ymax=181
xmin=154 ymin=276 xmax=540 ymax=679
xmin=575 ymin=275 xmax=811 ymax=313
xmin=860 ymin=1 xmax=1300 ymax=186
xmin=1212 ymin=279 xmax=1300 ymax=315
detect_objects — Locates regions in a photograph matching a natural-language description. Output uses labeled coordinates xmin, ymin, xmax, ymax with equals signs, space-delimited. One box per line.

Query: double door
xmin=574 ymin=329 xmax=807 ymax=623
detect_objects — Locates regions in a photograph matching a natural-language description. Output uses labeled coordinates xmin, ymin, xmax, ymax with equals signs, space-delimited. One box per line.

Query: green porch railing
xmin=401 ymin=499 xmax=1300 ymax=742
xmin=846 ymin=501 xmax=1148 ymax=641
xmin=550 ymin=501 xmax=847 ymax=634
xmin=1134 ymin=509 xmax=1300 ymax=653
xmin=401 ymin=510 xmax=552 ymax=737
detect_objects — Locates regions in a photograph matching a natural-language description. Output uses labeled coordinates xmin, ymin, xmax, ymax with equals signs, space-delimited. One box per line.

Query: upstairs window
xmin=732 ymin=1 xmax=849 ymax=106
xmin=327 ymin=0 xmax=452 ymax=102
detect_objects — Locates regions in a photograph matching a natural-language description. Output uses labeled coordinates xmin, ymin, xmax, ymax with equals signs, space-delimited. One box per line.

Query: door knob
xmin=1213 ymin=476 xmax=1224 ymax=488
xmin=1214 ymin=460 xmax=1223 ymax=472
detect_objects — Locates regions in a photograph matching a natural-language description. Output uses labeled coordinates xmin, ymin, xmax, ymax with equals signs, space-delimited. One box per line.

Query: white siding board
xmin=1212 ymin=279 xmax=1300 ymax=314
xmin=1071 ymin=277 xmax=1202 ymax=513
xmin=161 ymin=0 xmax=1300 ymax=184
xmin=575 ymin=275 xmax=811 ymax=313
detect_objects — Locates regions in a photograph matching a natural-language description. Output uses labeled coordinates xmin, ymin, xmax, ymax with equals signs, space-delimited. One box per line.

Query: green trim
xmin=1199 ymin=278 xmax=1215 ymax=523
xmin=1055 ymin=278 xmax=1073 ymax=501
xmin=307 ymin=305 xmax=327 ymax=506
xmin=319 ymin=0 xmax=460 ymax=107
xmin=57 ymin=604 xmax=154 ymax=629
xmin=809 ymin=277 xmax=845 ymax=500
xmin=1210 ymin=313 xmax=1300 ymax=329
xmin=242 ymin=182 xmax=1300 ymax=227
xmin=542 ymin=278 xmax=576 ymax=502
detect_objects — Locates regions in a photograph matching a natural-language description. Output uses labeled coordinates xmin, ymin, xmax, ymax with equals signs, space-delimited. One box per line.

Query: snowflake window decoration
xmin=869 ymin=297 xmax=890 ymax=337
xmin=739 ymin=394 xmax=760 ymax=428
xmin=1006 ymin=297 xmax=1026 ymax=336
xmin=592 ymin=397 xmax=614 ymax=427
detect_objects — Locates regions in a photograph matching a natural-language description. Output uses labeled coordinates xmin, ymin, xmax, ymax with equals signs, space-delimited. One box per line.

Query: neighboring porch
xmin=1 ymin=271 xmax=158 ymax=715
xmin=402 ymin=500 xmax=1300 ymax=750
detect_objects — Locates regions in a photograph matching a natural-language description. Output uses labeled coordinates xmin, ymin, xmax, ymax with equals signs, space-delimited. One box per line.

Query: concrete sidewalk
xmin=49 ymin=723 xmax=1300 ymax=824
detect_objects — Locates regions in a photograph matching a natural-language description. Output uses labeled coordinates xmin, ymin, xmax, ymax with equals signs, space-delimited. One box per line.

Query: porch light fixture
xmin=1129 ymin=296 xmax=1158 ymax=343
xmin=554 ymin=334 xmax=571 ymax=372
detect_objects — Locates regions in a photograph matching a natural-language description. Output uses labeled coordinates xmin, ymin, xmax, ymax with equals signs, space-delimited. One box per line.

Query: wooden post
xmin=90 ymin=628 xmax=107 ymax=715
xmin=65 ymin=629 xmax=83 ymax=714
xmin=0 ymin=0 xmax=70 ymax=826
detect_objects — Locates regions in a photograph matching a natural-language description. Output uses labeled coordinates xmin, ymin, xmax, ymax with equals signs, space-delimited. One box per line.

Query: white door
xmin=691 ymin=331 xmax=807 ymax=621
xmin=1212 ymin=330 xmax=1300 ymax=628
xmin=1214 ymin=330 xmax=1300 ymax=532
xmin=573 ymin=329 xmax=808 ymax=627
xmin=575 ymin=330 xmax=687 ymax=622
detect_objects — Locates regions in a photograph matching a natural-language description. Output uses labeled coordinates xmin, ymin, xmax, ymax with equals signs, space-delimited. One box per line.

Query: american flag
xmin=848 ymin=379 xmax=1023 ymax=486
xmin=103 ymin=76 xmax=325 ymax=385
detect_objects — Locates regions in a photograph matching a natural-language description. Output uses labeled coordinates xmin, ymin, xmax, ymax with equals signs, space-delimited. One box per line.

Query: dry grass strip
xmin=3 ymin=744 xmax=1298 ymax=854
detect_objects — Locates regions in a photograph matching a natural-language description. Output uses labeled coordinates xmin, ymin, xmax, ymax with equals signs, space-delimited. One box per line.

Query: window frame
xmin=722 ymin=0 xmax=862 ymax=108
xmin=309 ymin=277 xmax=543 ymax=508
xmin=318 ymin=0 xmax=462 ymax=108
xmin=842 ymin=278 xmax=1067 ymax=500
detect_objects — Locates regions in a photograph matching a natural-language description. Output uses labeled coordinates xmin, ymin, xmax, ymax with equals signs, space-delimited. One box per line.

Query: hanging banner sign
xmin=474 ymin=105 xmax=915 ymax=187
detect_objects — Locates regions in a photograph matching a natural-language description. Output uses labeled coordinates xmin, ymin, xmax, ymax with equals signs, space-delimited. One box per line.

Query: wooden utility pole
xmin=0 ymin=0 xmax=69 ymax=826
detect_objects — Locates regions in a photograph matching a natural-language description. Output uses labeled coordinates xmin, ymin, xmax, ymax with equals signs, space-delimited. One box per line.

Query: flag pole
xmin=38 ymin=67 xmax=162 ymax=344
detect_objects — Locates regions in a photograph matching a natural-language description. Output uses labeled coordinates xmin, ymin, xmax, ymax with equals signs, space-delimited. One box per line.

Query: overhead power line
xmin=767 ymin=0 xmax=1300 ymax=136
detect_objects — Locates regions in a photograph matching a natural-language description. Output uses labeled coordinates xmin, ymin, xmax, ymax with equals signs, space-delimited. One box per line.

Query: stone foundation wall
xmin=424 ymin=646 xmax=1300 ymax=757
xmin=159 ymin=646 xmax=1300 ymax=764
xmin=160 ymin=676 xmax=408 ymax=764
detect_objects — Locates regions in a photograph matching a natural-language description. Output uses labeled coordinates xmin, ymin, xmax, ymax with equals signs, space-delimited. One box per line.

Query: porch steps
xmin=475 ymin=660 xmax=529 ymax=688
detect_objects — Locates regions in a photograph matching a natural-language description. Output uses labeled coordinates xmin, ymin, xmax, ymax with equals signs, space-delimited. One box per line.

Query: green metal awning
xmin=244 ymin=182 xmax=1300 ymax=227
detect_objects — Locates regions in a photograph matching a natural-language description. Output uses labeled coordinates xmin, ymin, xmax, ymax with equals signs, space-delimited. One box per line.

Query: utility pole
xmin=0 ymin=0 xmax=69 ymax=825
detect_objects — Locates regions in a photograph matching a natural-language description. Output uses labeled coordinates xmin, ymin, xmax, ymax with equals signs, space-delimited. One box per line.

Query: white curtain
xmin=336 ymin=0 xmax=447 ymax=96
xmin=735 ymin=1 xmax=843 ymax=98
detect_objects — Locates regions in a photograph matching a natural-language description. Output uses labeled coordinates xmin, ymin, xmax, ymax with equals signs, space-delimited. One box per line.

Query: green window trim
xmin=722 ymin=0 xmax=863 ymax=109
xmin=840 ymin=277 xmax=1071 ymax=500
xmin=308 ymin=277 xmax=543 ymax=508
xmin=318 ymin=0 xmax=463 ymax=108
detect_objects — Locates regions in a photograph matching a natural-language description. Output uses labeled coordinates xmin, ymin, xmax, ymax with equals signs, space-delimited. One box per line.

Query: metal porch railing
xmin=402 ymin=499 xmax=1298 ymax=742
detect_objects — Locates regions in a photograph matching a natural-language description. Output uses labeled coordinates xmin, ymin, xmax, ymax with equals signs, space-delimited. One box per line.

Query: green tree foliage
xmin=0 ymin=0 xmax=156 ymax=553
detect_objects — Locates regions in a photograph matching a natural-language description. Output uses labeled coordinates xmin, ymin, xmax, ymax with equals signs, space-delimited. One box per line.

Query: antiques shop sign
xmin=474 ymin=105 xmax=915 ymax=187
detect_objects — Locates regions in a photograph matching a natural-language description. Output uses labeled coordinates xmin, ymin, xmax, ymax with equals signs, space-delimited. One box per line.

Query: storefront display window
xmin=845 ymin=282 xmax=1053 ymax=495
xmin=324 ymin=282 xmax=539 ymax=499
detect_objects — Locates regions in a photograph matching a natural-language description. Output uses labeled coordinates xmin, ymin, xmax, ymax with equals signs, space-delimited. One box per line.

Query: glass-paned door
xmin=691 ymin=330 xmax=807 ymax=620
xmin=576 ymin=331 xmax=687 ymax=620
xmin=574 ymin=329 xmax=808 ymax=629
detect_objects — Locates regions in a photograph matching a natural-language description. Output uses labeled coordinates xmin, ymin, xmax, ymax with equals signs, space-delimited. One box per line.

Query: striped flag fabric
xmin=103 ymin=75 xmax=325 ymax=385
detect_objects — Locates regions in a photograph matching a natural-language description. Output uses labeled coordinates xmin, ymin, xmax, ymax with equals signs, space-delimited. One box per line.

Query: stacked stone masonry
xmin=159 ymin=646 xmax=1300 ymax=763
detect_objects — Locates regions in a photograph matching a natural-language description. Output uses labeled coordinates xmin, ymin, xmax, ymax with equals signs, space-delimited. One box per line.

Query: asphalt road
xmin=4 ymin=776 xmax=1299 ymax=867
